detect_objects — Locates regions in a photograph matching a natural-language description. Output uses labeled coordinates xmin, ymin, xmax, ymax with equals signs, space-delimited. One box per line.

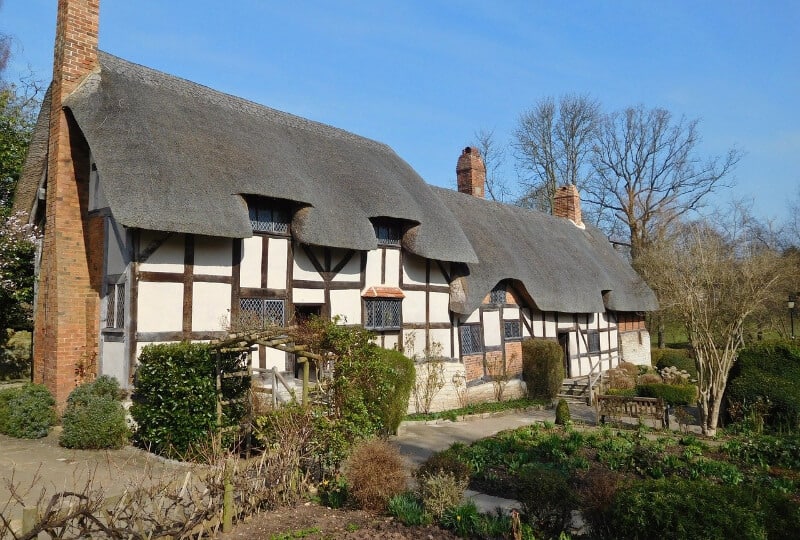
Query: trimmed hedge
xmin=636 ymin=383 xmax=697 ymax=406
xmin=374 ymin=348 xmax=415 ymax=435
xmin=725 ymin=341 xmax=800 ymax=430
xmin=131 ymin=343 xmax=249 ymax=458
xmin=60 ymin=376 xmax=129 ymax=449
xmin=522 ymin=339 xmax=564 ymax=400
xmin=652 ymin=347 xmax=697 ymax=379
xmin=0 ymin=383 xmax=55 ymax=439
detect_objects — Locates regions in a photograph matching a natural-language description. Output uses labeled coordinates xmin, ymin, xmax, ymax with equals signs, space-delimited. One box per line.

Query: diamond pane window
xmin=105 ymin=282 xmax=125 ymax=329
xmin=364 ymin=298 xmax=402 ymax=330
xmin=249 ymin=205 xmax=290 ymax=234
xmin=504 ymin=320 xmax=522 ymax=340
xmin=239 ymin=298 xmax=285 ymax=329
xmin=460 ymin=324 xmax=482 ymax=356
xmin=374 ymin=223 xmax=401 ymax=246
xmin=588 ymin=330 xmax=601 ymax=353
xmin=490 ymin=284 xmax=506 ymax=305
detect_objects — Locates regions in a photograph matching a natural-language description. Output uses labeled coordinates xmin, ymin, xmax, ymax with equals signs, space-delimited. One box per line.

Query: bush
xmin=0 ymin=383 xmax=55 ymax=438
xmin=0 ymin=330 xmax=31 ymax=380
xmin=373 ymin=348 xmax=415 ymax=435
xmin=416 ymin=449 xmax=472 ymax=484
xmin=60 ymin=376 xmax=128 ymax=449
xmin=388 ymin=492 xmax=431 ymax=526
xmin=652 ymin=348 xmax=697 ymax=379
xmin=516 ymin=463 xmax=576 ymax=537
xmin=417 ymin=471 xmax=468 ymax=519
xmin=600 ymin=478 xmax=792 ymax=540
xmin=131 ymin=343 xmax=249 ymax=458
xmin=343 ymin=438 xmax=408 ymax=511
xmin=725 ymin=340 xmax=800 ymax=431
xmin=522 ymin=339 xmax=564 ymax=400
xmin=555 ymin=398 xmax=571 ymax=425
xmin=440 ymin=500 xmax=480 ymax=538
xmin=636 ymin=383 xmax=697 ymax=406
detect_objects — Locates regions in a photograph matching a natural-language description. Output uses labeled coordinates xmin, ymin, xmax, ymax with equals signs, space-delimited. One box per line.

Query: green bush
xmin=599 ymin=478 xmax=795 ymax=540
xmin=0 ymin=330 xmax=32 ymax=380
xmin=725 ymin=340 xmax=800 ymax=431
xmin=416 ymin=449 xmax=472 ymax=484
xmin=373 ymin=348 xmax=415 ymax=435
xmin=636 ymin=383 xmax=697 ymax=405
xmin=130 ymin=343 xmax=249 ymax=458
xmin=555 ymin=398 xmax=571 ymax=425
xmin=652 ymin=348 xmax=697 ymax=379
xmin=0 ymin=383 xmax=55 ymax=438
xmin=440 ymin=500 xmax=480 ymax=538
xmin=60 ymin=376 xmax=129 ymax=449
xmin=387 ymin=492 xmax=431 ymax=526
xmin=516 ymin=463 xmax=576 ymax=537
xmin=522 ymin=339 xmax=564 ymax=400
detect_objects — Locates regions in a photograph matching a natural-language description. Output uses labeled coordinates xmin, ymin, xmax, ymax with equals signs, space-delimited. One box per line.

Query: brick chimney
xmin=553 ymin=184 xmax=583 ymax=227
xmin=456 ymin=147 xmax=485 ymax=198
xmin=33 ymin=0 xmax=102 ymax=407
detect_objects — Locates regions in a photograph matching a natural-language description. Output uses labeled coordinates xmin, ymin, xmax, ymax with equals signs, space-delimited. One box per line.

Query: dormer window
xmin=249 ymin=204 xmax=290 ymax=234
xmin=374 ymin=222 xmax=401 ymax=246
xmin=490 ymin=283 xmax=506 ymax=305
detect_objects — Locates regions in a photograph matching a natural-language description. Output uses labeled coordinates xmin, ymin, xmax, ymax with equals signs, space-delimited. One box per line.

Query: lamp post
xmin=790 ymin=294 xmax=798 ymax=340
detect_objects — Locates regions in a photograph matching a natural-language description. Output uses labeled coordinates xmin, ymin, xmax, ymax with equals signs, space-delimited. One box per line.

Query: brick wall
xmin=456 ymin=147 xmax=485 ymax=198
xmin=553 ymin=184 xmax=582 ymax=226
xmin=33 ymin=0 xmax=101 ymax=407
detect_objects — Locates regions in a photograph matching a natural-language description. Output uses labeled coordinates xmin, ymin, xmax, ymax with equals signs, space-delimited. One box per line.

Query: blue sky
xmin=3 ymin=0 xmax=799 ymax=225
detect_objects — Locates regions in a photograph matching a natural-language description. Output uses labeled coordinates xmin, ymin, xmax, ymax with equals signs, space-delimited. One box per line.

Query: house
xmin=14 ymin=0 xmax=657 ymax=408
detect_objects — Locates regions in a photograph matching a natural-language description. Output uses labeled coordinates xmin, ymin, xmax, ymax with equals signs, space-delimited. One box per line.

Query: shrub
xmin=417 ymin=471 xmax=468 ymax=519
xmin=600 ymin=478 xmax=784 ymax=540
xmin=636 ymin=383 xmax=697 ymax=406
xmin=373 ymin=348 xmax=415 ymax=435
xmin=522 ymin=339 xmax=564 ymax=400
xmin=318 ymin=474 xmax=349 ymax=509
xmin=606 ymin=366 xmax=636 ymax=390
xmin=0 ymin=383 xmax=55 ymax=438
xmin=60 ymin=376 xmax=128 ymax=449
xmin=617 ymin=361 xmax=639 ymax=378
xmin=131 ymin=343 xmax=249 ymax=458
xmin=636 ymin=372 xmax=662 ymax=385
xmin=516 ymin=463 xmax=576 ymax=537
xmin=0 ymin=330 xmax=32 ymax=380
xmin=342 ymin=438 xmax=408 ymax=511
xmin=388 ymin=492 xmax=431 ymax=526
xmin=652 ymin=348 xmax=697 ymax=379
xmin=555 ymin=398 xmax=571 ymax=425
xmin=440 ymin=500 xmax=480 ymax=538
xmin=416 ymin=449 xmax=472 ymax=484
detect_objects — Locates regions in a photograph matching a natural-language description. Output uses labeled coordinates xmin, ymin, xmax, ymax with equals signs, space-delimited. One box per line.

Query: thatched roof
xmin=12 ymin=86 xmax=51 ymax=216
xmin=434 ymin=187 xmax=658 ymax=315
xmin=50 ymin=52 xmax=477 ymax=263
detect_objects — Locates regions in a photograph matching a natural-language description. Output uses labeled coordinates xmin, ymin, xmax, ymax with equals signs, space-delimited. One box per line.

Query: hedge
xmin=374 ymin=348 xmax=415 ymax=435
xmin=0 ymin=383 xmax=55 ymax=439
xmin=522 ymin=339 xmax=564 ymax=400
xmin=636 ymin=383 xmax=697 ymax=406
xmin=60 ymin=376 xmax=129 ymax=449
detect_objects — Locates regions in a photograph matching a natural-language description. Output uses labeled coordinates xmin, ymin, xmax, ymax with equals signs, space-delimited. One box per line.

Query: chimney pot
xmin=553 ymin=184 xmax=584 ymax=227
xmin=456 ymin=146 xmax=486 ymax=199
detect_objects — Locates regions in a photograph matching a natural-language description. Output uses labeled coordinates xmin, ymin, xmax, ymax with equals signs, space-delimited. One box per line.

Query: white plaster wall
xmin=402 ymin=329 xmax=425 ymax=358
xmin=293 ymin=288 xmax=325 ymax=304
xmin=330 ymin=289 xmax=361 ymax=324
xmin=293 ymin=247 xmax=321 ymax=281
xmin=137 ymin=282 xmax=183 ymax=332
xmin=331 ymin=252 xmax=361 ymax=282
xmin=404 ymin=290 xmax=426 ymax=324
xmin=139 ymin=232 xmax=184 ymax=273
xmin=543 ymin=313 xmax=557 ymax=338
xmin=384 ymin=249 xmax=400 ymax=287
xmin=620 ymin=330 xmax=652 ymax=366
xmin=100 ymin=340 xmax=126 ymax=385
xmin=429 ymin=262 xmax=447 ymax=286
xmin=264 ymin=348 xmax=286 ymax=371
xmin=191 ymin=282 xmax=231 ymax=331
xmin=429 ymin=292 xmax=450 ymax=323
xmin=483 ymin=310 xmax=501 ymax=347
xmin=365 ymin=249 xmax=382 ymax=285
xmin=504 ymin=307 xmax=520 ymax=320
xmin=194 ymin=236 xmax=232 ymax=276
xmin=240 ymin=236 xmax=262 ymax=288
xmin=266 ymin=238 xmax=288 ymax=289
xmin=402 ymin=254 xmax=427 ymax=285
xmin=383 ymin=334 xmax=399 ymax=350
xmin=462 ymin=310 xmax=480 ymax=324
xmin=429 ymin=329 xmax=451 ymax=355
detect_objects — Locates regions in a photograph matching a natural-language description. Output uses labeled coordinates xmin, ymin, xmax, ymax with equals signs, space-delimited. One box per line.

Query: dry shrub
xmin=606 ymin=368 xmax=636 ymax=390
xmin=637 ymin=373 xmax=663 ymax=385
xmin=618 ymin=361 xmax=640 ymax=378
xmin=417 ymin=471 xmax=467 ymax=518
xmin=343 ymin=438 xmax=408 ymax=511
xmin=577 ymin=469 xmax=624 ymax=538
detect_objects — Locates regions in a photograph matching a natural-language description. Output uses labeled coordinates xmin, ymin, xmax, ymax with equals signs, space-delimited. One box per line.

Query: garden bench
xmin=595 ymin=395 xmax=667 ymax=428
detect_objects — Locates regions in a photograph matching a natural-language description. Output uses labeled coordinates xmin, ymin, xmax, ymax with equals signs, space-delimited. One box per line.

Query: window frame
xmin=373 ymin=222 xmax=401 ymax=247
xmin=503 ymin=320 xmax=522 ymax=341
xmin=459 ymin=324 xmax=483 ymax=356
xmin=364 ymin=298 xmax=402 ymax=331
xmin=248 ymin=204 xmax=290 ymax=235
xmin=239 ymin=298 xmax=286 ymax=329
xmin=104 ymin=281 xmax=126 ymax=330
xmin=587 ymin=330 xmax=601 ymax=353
xmin=490 ymin=283 xmax=506 ymax=305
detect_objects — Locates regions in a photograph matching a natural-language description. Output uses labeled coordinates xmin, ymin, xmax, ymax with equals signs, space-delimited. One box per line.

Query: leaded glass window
xmin=364 ymin=298 xmax=402 ymax=330
xmin=239 ymin=298 xmax=285 ymax=329
xmin=460 ymin=324 xmax=482 ymax=356
xmin=105 ymin=282 xmax=125 ymax=329
xmin=587 ymin=330 xmax=601 ymax=353
xmin=490 ymin=284 xmax=506 ymax=305
xmin=504 ymin=320 xmax=522 ymax=340
xmin=249 ymin=205 xmax=290 ymax=234
xmin=374 ymin=223 xmax=401 ymax=246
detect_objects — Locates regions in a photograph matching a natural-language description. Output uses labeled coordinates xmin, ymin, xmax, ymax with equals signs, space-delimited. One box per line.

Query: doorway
xmin=557 ymin=332 xmax=570 ymax=378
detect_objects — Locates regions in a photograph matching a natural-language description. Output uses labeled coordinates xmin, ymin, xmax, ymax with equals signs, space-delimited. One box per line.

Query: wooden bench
xmin=595 ymin=395 xmax=667 ymax=428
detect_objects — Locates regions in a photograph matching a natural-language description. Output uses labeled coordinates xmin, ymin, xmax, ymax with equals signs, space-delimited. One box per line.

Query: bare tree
xmin=639 ymin=217 xmax=784 ymax=436
xmin=512 ymin=94 xmax=600 ymax=213
xmin=471 ymin=128 xmax=509 ymax=202
xmin=586 ymin=105 xmax=741 ymax=259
